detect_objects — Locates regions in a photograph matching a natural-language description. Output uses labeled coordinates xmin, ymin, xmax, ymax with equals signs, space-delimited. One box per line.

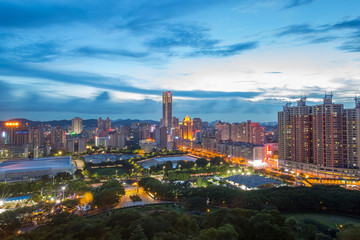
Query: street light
xmin=61 ymin=186 xmax=66 ymax=201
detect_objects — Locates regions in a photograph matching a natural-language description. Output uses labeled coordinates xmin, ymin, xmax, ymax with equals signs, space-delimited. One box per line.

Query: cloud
xmin=147 ymin=24 xmax=219 ymax=49
xmin=188 ymin=42 xmax=258 ymax=58
xmin=75 ymin=47 xmax=149 ymax=59
xmin=332 ymin=17 xmax=360 ymax=30
xmin=276 ymin=24 xmax=321 ymax=36
xmin=276 ymin=16 xmax=360 ymax=52
xmin=146 ymin=24 xmax=258 ymax=58
xmin=0 ymin=57 xmax=262 ymax=100
xmin=283 ymin=0 xmax=316 ymax=9
xmin=265 ymin=72 xmax=282 ymax=74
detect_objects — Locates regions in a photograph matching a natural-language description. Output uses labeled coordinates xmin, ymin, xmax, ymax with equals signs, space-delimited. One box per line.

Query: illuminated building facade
xmin=139 ymin=139 xmax=156 ymax=153
xmin=0 ymin=122 xmax=29 ymax=147
xmin=181 ymin=116 xmax=193 ymax=140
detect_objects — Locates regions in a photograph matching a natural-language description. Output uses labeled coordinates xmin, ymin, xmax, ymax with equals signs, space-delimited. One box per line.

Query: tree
xmin=185 ymin=197 xmax=207 ymax=212
xmin=195 ymin=158 xmax=208 ymax=168
xmin=163 ymin=161 xmax=173 ymax=171
xmin=210 ymin=157 xmax=224 ymax=166
xmin=129 ymin=225 xmax=148 ymax=240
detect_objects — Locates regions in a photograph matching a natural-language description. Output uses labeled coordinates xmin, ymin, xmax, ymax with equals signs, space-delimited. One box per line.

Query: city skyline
xmin=0 ymin=0 xmax=360 ymax=122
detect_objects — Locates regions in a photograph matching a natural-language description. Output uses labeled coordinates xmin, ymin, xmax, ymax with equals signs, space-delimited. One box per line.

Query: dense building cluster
xmin=278 ymin=94 xmax=360 ymax=170
xmin=0 ymin=91 xmax=274 ymax=163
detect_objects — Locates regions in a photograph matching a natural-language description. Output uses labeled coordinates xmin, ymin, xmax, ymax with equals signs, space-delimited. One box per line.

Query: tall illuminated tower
xmin=162 ymin=91 xmax=173 ymax=130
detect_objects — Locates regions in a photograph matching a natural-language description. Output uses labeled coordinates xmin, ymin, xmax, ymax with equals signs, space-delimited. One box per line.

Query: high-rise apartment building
xmin=345 ymin=98 xmax=360 ymax=168
xmin=278 ymin=94 xmax=360 ymax=169
xmin=215 ymin=121 xmax=230 ymax=141
xmin=278 ymin=98 xmax=312 ymax=164
xmin=98 ymin=117 xmax=111 ymax=130
xmin=72 ymin=117 xmax=83 ymax=134
xmin=250 ymin=123 xmax=266 ymax=145
xmin=193 ymin=118 xmax=202 ymax=132
xmin=162 ymin=91 xmax=173 ymax=130
xmin=29 ymin=127 xmax=44 ymax=150
xmin=50 ymin=127 xmax=66 ymax=151
xmin=312 ymin=93 xmax=346 ymax=168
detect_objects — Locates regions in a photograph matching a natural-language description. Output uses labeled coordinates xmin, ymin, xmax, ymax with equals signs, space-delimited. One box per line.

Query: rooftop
xmin=225 ymin=174 xmax=282 ymax=189
xmin=0 ymin=156 xmax=72 ymax=173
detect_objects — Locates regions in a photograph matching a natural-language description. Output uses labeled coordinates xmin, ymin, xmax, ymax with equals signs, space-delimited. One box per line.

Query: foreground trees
xmin=13 ymin=208 xmax=296 ymax=240
xmin=139 ymin=178 xmax=360 ymax=215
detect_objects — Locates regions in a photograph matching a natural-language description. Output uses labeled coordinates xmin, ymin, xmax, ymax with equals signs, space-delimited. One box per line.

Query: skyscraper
xmin=72 ymin=117 xmax=83 ymax=134
xmin=181 ymin=116 xmax=193 ymax=140
xmin=162 ymin=91 xmax=173 ymax=130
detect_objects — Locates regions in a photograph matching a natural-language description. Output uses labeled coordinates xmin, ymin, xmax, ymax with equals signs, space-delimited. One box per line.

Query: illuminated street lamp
xmin=61 ymin=186 xmax=66 ymax=201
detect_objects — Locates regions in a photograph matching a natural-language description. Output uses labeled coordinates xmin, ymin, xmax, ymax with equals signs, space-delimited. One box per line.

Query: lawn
xmin=284 ymin=213 xmax=360 ymax=227
xmin=92 ymin=167 xmax=127 ymax=177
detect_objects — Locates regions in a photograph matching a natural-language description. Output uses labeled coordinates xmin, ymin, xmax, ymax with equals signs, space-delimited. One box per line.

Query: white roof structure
xmin=0 ymin=156 xmax=74 ymax=182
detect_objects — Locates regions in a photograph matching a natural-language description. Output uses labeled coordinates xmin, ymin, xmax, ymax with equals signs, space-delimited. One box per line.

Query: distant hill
xmin=0 ymin=118 xmax=160 ymax=128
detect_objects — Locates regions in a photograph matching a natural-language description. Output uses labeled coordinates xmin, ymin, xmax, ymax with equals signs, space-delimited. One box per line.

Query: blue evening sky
xmin=0 ymin=0 xmax=359 ymax=122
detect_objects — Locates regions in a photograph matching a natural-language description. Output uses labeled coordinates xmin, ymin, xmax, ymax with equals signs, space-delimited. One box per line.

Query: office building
xmin=0 ymin=122 xmax=29 ymax=147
